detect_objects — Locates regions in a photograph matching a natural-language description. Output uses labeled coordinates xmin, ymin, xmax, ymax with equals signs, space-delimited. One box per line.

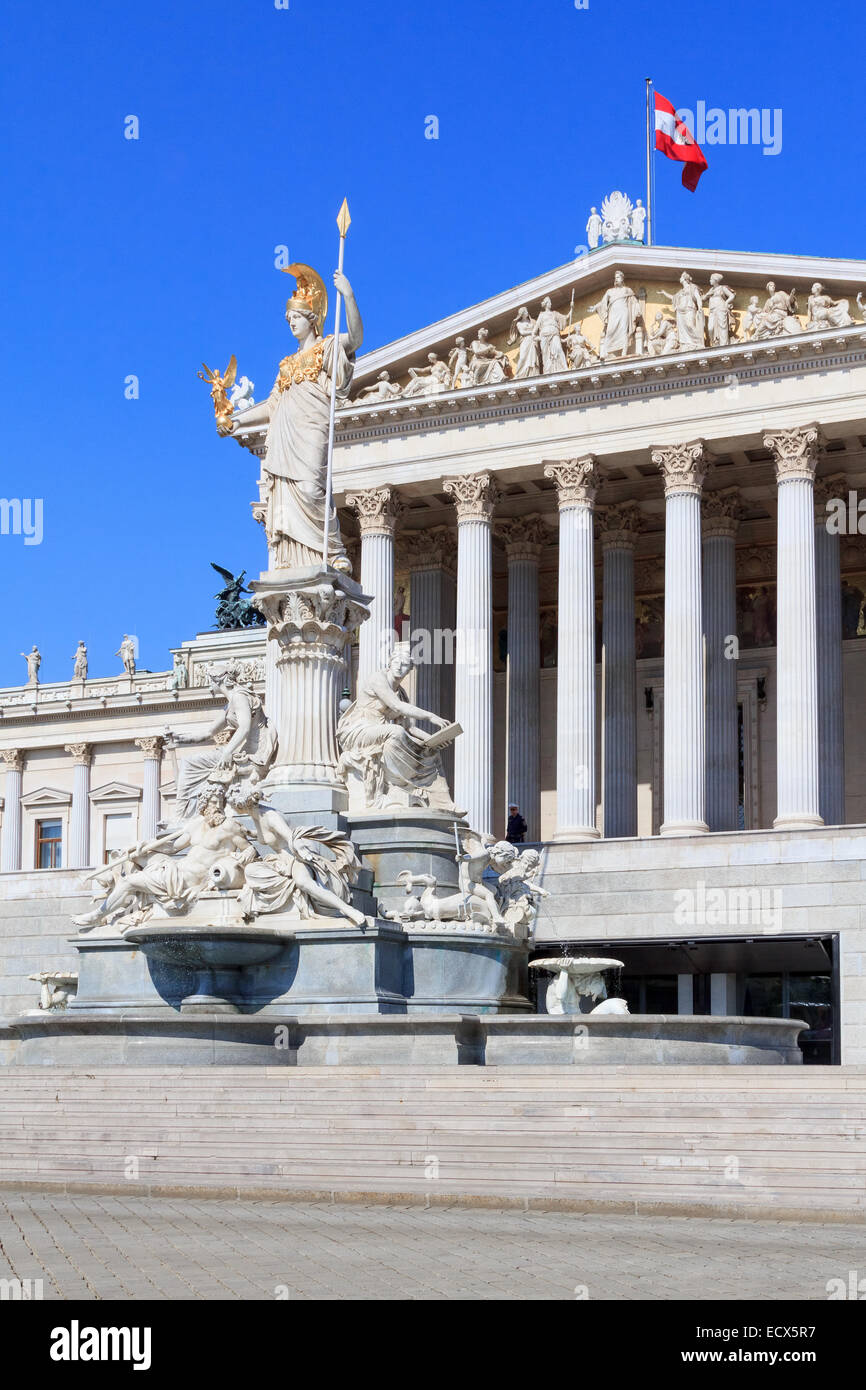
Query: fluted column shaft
xmin=409 ymin=531 xmax=457 ymax=789
xmin=600 ymin=506 xmax=640 ymax=838
xmin=347 ymin=488 xmax=402 ymax=690
xmin=815 ymin=475 xmax=845 ymax=825
xmin=499 ymin=517 xmax=546 ymax=841
xmin=766 ymin=426 xmax=823 ymax=829
xmin=702 ymin=491 xmax=743 ymax=831
xmin=653 ymin=442 xmax=709 ymax=836
xmin=443 ymin=473 xmax=499 ymax=834
xmin=545 ymin=459 xmax=600 ymax=841
xmin=65 ymin=743 xmax=93 ymax=868
xmin=135 ymin=738 xmax=164 ymax=840
xmin=0 ymin=750 xmax=24 ymax=872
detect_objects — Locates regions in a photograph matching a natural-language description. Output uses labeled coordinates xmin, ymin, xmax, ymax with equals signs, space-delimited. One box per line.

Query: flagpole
xmin=645 ymin=77 xmax=654 ymax=246
xmin=323 ymin=197 xmax=351 ymax=569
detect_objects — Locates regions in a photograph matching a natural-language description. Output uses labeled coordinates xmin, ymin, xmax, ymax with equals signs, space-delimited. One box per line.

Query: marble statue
xmin=586 ymin=206 xmax=603 ymax=249
xmin=168 ymin=660 xmax=277 ymax=818
xmin=337 ymin=642 xmax=461 ymax=813
xmin=858 ymin=291 xmax=866 ymax=322
xmin=171 ymin=653 xmax=189 ymax=690
xmin=535 ymin=297 xmax=569 ymax=374
xmin=564 ymin=322 xmax=598 ymax=370
xmin=356 ymin=370 xmax=402 ymax=403
xmin=117 ymin=635 xmax=136 ymax=678
xmin=28 ymin=970 xmax=78 ymax=1012
xmin=496 ymin=847 xmax=549 ymax=936
xmin=216 ymin=265 xmax=360 ymax=572
xmin=530 ymin=955 xmax=628 ymax=1015
xmin=660 ymin=272 xmax=705 ymax=351
xmin=740 ymin=295 xmax=762 ymax=340
xmin=72 ymin=641 xmax=88 ymax=680
xmin=229 ymin=787 xmax=366 ymax=926
xmin=806 ymin=284 xmax=853 ymax=330
xmin=590 ymin=272 xmax=641 ymax=359
xmin=465 ymin=328 xmax=510 ymax=386
xmin=448 ymin=337 xmax=470 ymax=388
xmin=21 ymin=645 xmax=40 ymax=685
xmin=600 ymin=191 xmax=634 ymax=244
xmin=73 ymin=784 xmax=258 ymax=930
xmin=751 ymin=283 xmax=801 ymax=339
xmin=228 ymin=374 xmax=255 ymax=412
xmin=648 ymin=310 xmax=678 ymax=356
xmin=211 ymin=564 xmax=265 ymax=631
xmin=507 ymin=307 xmax=541 ymax=379
xmin=703 ymin=274 xmax=736 ymax=346
xmin=386 ymin=833 xmax=518 ymax=930
xmin=630 ymin=199 xmax=647 ymax=242
xmin=402 ymin=352 xmax=451 ymax=398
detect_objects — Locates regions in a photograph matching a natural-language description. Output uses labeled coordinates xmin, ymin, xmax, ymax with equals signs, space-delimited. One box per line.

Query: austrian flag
xmin=654 ymin=91 xmax=708 ymax=191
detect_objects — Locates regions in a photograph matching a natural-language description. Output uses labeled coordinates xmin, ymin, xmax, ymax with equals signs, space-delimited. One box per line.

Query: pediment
xmin=341 ymin=244 xmax=866 ymax=407
xmin=20 ymin=785 xmax=72 ymax=808
xmin=89 ymin=780 xmax=142 ymax=803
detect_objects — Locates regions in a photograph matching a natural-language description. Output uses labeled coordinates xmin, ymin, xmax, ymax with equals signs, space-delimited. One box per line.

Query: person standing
xmin=506 ymin=803 xmax=527 ymax=843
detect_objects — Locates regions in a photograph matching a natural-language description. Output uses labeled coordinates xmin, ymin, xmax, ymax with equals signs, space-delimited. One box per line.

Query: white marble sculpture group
xmin=385 ymin=835 xmax=548 ymax=938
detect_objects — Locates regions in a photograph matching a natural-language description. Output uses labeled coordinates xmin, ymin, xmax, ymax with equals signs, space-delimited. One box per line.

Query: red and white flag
xmin=654 ymin=91 xmax=707 ymax=191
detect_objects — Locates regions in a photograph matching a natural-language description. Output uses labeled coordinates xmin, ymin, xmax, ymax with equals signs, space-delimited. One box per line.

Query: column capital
xmin=764 ymin=423 xmax=824 ymax=483
xmin=496 ymin=514 xmax=548 ymax=562
xmin=544 ymin=456 xmax=600 ymax=509
xmin=406 ymin=525 xmax=457 ymax=574
xmin=0 ymin=748 xmax=24 ymax=772
xmin=442 ymin=471 xmax=500 ymax=523
xmin=702 ymin=488 xmax=745 ymax=539
xmin=597 ymin=502 xmax=643 ymax=548
xmin=813 ymin=471 xmax=847 ymax=521
xmin=345 ymin=486 xmax=404 ymax=538
xmin=64 ymin=742 xmax=93 ymax=766
xmin=652 ymin=440 xmax=710 ymax=498
xmin=135 ymin=736 xmax=164 ymax=759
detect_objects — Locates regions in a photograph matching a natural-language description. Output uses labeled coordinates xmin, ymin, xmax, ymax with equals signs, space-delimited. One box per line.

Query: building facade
xmin=3 ymin=240 xmax=866 ymax=1063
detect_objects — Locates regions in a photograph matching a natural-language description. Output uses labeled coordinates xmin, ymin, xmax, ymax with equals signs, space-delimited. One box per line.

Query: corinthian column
xmin=65 ymin=743 xmax=93 ymax=868
xmin=702 ymin=489 xmax=744 ymax=832
xmin=544 ymin=458 xmax=601 ymax=841
xmin=652 ymin=441 xmax=709 ymax=836
xmin=498 ymin=515 xmax=546 ymax=841
xmin=442 ymin=471 xmax=499 ymax=834
xmin=408 ymin=526 xmax=456 ymax=731
xmin=598 ymin=503 xmax=641 ymax=838
xmin=135 ymin=737 xmax=164 ymax=840
xmin=814 ymin=474 xmax=846 ymax=825
xmin=346 ymin=487 xmax=403 ymax=688
xmin=0 ymin=749 xmax=24 ymax=872
xmin=766 ymin=425 xmax=824 ymax=830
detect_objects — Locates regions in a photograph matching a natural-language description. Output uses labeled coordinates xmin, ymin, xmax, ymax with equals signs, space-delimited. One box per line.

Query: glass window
xmin=103 ymin=813 xmax=134 ymax=863
xmin=743 ymin=973 xmax=783 ymax=1016
xmin=36 ymin=819 xmax=62 ymax=869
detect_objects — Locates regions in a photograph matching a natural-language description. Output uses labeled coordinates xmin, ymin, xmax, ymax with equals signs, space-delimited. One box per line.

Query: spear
xmin=323 ymin=197 xmax=352 ymax=569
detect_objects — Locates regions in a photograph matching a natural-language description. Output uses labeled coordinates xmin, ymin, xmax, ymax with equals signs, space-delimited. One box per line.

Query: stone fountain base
xmin=3 ymin=1011 xmax=805 ymax=1067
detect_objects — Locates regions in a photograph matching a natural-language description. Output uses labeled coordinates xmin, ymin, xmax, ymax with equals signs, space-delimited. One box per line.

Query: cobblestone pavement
xmin=0 ymin=1192 xmax=863 ymax=1300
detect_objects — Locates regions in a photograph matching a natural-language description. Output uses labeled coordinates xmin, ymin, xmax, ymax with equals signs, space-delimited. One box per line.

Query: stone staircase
xmin=1 ymin=1066 xmax=865 ymax=1220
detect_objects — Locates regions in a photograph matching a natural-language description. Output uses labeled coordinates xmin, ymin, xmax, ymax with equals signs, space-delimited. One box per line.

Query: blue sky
xmin=2 ymin=0 xmax=864 ymax=687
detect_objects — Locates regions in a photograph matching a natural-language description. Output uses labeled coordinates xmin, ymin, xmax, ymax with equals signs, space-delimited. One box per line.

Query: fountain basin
xmin=124 ymin=923 xmax=293 ymax=1014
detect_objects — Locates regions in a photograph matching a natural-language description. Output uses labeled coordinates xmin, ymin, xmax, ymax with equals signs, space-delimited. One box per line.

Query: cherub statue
xmin=385 ymin=831 xmax=517 ymax=929
xmin=28 ymin=970 xmax=78 ymax=1011
xmin=197 ymin=355 xmax=237 ymax=433
xmin=229 ymin=787 xmax=366 ymax=926
xmin=496 ymin=847 xmax=549 ymax=937
xmin=337 ymin=643 xmax=460 ymax=813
